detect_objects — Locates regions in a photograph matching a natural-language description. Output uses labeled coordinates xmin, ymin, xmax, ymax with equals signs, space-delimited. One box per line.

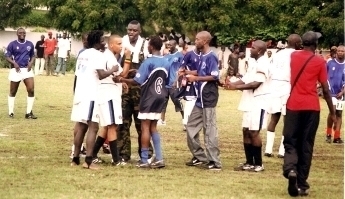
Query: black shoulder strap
xmin=291 ymin=55 xmax=315 ymax=92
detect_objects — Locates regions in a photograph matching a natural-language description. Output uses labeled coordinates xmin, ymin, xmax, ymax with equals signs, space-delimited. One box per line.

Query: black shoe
xmin=298 ymin=188 xmax=309 ymax=196
xmin=9 ymin=113 xmax=14 ymax=118
xmin=264 ymin=153 xmax=274 ymax=157
xmin=25 ymin=112 xmax=37 ymax=119
xmin=333 ymin=138 xmax=343 ymax=144
xmin=204 ymin=161 xmax=221 ymax=171
xmin=186 ymin=157 xmax=204 ymax=166
xmin=288 ymin=170 xmax=299 ymax=197
xmin=277 ymin=154 xmax=284 ymax=158
xmin=326 ymin=135 xmax=332 ymax=143
xmin=136 ymin=161 xmax=150 ymax=169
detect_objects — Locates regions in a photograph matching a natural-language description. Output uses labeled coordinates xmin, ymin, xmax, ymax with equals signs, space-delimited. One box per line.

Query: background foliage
xmin=1 ymin=0 xmax=343 ymax=47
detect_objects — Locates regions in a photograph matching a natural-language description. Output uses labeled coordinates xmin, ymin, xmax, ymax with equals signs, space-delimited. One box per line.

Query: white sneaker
xmin=254 ymin=165 xmax=264 ymax=172
xmin=157 ymin=119 xmax=166 ymax=126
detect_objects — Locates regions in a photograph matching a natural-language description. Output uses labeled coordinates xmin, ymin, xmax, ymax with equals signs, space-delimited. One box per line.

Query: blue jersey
xmin=134 ymin=55 xmax=170 ymax=113
xmin=164 ymin=51 xmax=184 ymax=88
xmin=181 ymin=50 xmax=201 ymax=71
xmin=195 ymin=51 xmax=219 ymax=108
xmin=5 ymin=40 xmax=34 ymax=68
xmin=327 ymin=59 xmax=345 ymax=97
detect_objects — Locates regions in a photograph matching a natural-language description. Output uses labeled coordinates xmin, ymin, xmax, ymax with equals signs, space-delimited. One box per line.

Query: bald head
xmin=250 ymin=40 xmax=267 ymax=59
xmin=254 ymin=40 xmax=267 ymax=52
xmin=287 ymin=34 xmax=302 ymax=49
xmin=195 ymin=31 xmax=212 ymax=52
xmin=198 ymin=31 xmax=212 ymax=43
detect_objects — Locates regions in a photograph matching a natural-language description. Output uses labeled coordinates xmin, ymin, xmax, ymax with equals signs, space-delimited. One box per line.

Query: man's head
xmin=62 ymin=32 xmax=67 ymax=39
xmin=301 ymin=31 xmax=322 ymax=50
xmin=168 ymin=39 xmax=177 ymax=52
xmin=40 ymin=35 xmax=45 ymax=41
xmin=81 ymin=33 xmax=88 ymax=48
xmin=267 ymin=50 xmax=272 ymax=57
xmin=48 ymin=31 xmax=53 ymax=39
xmin=221 ymin=46 xmax=225 ymax=52
xmin=233 ymin=46 xmax=240 ymax=54
xmin=108 ymin=34 xmax=123 ymax=54
xmin=195 ymin=31 xmax=212 ymax=51
xmin=17 ymin=28 xmax=26 ymax=40
xmin=287 ymin=34 xmax=302 ymax=50
xmin=87 ymin=30 xmax=105 ymax=50
xmin=250 ymin=40 xmax=267 ymax=59
xmin=148 ymin=36 xmax=163 ymax=54
xmin=336 ymin=45 xmax=345 ymax=60
xmin=127 ymin=20 xmax=141 ymax=42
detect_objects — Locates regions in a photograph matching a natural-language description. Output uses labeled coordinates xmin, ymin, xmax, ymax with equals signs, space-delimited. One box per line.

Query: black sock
xmin=244 ymin=143 xmax=253 ymax=165
xmin=109 ymin=140 xmax=120 ymax=163
xmin=253 ymin=146 xmax=262 ymax=166
xmin=85 ymin=156 xmax=93 ymax=166
xmin=72 ymin=157 xmax=80 ymax=165
xmin=93 ymin=136 xmax=106 ymax=158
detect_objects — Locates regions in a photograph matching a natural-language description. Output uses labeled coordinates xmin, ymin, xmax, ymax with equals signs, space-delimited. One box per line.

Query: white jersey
xmin=98 ymin=49 xmax=123 ymax=102
xmin=252 ymin=56 xmax=270 ymax=110
xmin=238 ymin=58 xmax=257 ymax=112
xmin=269 ymin=48 xmax=295 ymax=97
xmin=121 ymin=35 xmax=149 ymax=63
xmin=74 ymin=48 xmax=105 ymax=103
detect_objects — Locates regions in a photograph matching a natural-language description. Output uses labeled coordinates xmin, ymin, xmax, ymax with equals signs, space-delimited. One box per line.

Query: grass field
xmin=0 ymin=68 xmax=343 ymax=199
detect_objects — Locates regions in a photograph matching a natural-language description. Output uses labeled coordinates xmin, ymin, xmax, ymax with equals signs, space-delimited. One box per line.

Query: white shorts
xmin=8 ymin=68 xmax=34 ymax=82
xmin=242 ymin=108 xmax=268 ymax=131
xmin=138 ymin=112 xmax=161 ymax=120
xmin=266 ymin=94 xmax=289 ymax=115
xmin=71 ymin=101 xmax=99 ymax=124
xmin=98 ymin=99 xmax=123 ymax=127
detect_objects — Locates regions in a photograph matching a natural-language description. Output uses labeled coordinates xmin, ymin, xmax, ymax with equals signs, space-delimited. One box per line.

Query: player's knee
xmin=27 ymin=87 xmax=34 ymax=96
xmin=336 ymin=111 xmax=342 ymax=118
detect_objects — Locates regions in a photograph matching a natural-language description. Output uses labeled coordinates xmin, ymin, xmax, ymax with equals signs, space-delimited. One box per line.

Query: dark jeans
xmin=282 ymin=109 xmax=320 ymax=190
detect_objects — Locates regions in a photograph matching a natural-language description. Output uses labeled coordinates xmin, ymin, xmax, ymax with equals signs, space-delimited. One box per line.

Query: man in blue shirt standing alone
xmin=5 ymin=28 xmax=37 ymax=119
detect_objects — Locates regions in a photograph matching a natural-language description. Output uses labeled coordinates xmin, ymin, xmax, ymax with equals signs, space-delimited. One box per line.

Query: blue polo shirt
xmin=5 ymin=40 xmax=34 ymax=68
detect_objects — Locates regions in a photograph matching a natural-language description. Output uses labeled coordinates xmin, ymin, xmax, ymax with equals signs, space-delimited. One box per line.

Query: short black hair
xmin=129 ymin=20 xmax=140 ymax=25
xmin=17 ymin=27 xmax=25 ymax=33
xmin=149 ymin=35 xmax=163 ymax=51
xmin=302 ymin=31 xmax=322 ymax=47
xmin=87 ymin=30 xmax=104 ymax=48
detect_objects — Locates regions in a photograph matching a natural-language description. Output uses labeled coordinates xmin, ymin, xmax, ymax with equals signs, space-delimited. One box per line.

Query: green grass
xmin=0 ymin=68 xmax=343 ymax=199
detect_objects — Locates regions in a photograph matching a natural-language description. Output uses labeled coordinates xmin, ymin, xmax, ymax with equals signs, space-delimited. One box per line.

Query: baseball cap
xmin=302 ymin=31 xmax=322 ymax=46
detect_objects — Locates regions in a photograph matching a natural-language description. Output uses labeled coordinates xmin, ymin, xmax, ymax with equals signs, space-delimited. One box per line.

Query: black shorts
xmin=162 ymin=88 xmax=183 ymax=112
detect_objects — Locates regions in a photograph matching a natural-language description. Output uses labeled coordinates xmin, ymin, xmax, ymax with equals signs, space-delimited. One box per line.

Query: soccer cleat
xmin=9 ymin=113 xmax=14 ymax=118
xmin=82 ymin=162 xmax=99 ymax=170
xmin=112 ymin=159 xmax=127 ymax=166
xmin=150 ymin=159 xmax=165 ymax=169
xmin=287 ymin=170 xmax=299 ymax=197
xmin=204 ymin=161 xmax=221 ymax=171
xmin=264 ymin=153 xmax=274 ymax=157
xmin=70 ymin=161 xmax=78 ymax=166
xmin=242 ymin=164 xmax=255 ymax=171
xmin=157 ymin=119 xmax=166 ymax=126
xmin=277 ymin=154 xmax=284 ymax=158
xmin=333 ymin=138 xmax=344 ymax=144
xmin=92 ymin=157 xmax=103 ymax=164
xmin=298 ymin=188 xmax=309 ymax=196
xmin=253 ymin=165 xmax=264 ymax=172
xmin=136 ymin=161 xmax=151 ymax=169
xmin=185 ymin=157 xmax=204 ymax=166
xmin=326 ymin=135 xmax=332 ymax=143
xmin=25 ymin=112 xmax=37 ymax=119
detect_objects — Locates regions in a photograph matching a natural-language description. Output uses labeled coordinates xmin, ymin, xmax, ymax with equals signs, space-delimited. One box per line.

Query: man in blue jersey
xmin=115 ymin=36 xmax=170 ymax=168
xmin=181 ymin=31 xmax=222 ymax=170
xmin=325 ymin=45 xmax=345 ymax=144
xmin=159 ymin=39 xmax=184 ymax=127
xmin=5 ymin=28 xmax=37 ymax=119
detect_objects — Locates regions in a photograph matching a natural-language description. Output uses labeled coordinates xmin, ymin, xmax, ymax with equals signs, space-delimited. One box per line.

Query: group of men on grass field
xmin=4 ymin=19 xmax=344 ymax=197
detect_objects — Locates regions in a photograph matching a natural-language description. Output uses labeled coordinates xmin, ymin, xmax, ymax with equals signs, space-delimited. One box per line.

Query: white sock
xmin=71 ymin=144 xmax=75 ymax=152
xmin=8 ymin=96 xmax=15 ymax=115
xmin=26 ymin=96 xmax=35 ymax=114
xmin=278 ymin=136 xmax=285 ymax=156
xmin=264 ymin=131 xmax=275 ymax=154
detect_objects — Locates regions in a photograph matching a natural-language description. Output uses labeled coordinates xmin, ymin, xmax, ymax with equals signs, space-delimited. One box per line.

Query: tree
xmin=0 ymin=0 xmax=34 ymax=30
xmin=42 ymin=0 xmax=145 ymax=35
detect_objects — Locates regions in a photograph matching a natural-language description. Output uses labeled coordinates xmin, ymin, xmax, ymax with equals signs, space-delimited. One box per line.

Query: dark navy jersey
xmin=180 ymin=50 xmax=201 ymax=71
xmin=164 ymin=51 xmax=184 ymax=88
xmin=134 ymin=56 xmax=170 ymax=113
xmin=195 ymin=51 xmax=220 ymax=108
xmin=5 ymin=40 xmax=34 ymax=68
xmin=327 ymin=59 xmax=345 ymax=97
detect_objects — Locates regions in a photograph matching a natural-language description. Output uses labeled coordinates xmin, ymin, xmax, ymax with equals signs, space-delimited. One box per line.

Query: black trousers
xmin=282 ymin=109 xmax=320 ymax=190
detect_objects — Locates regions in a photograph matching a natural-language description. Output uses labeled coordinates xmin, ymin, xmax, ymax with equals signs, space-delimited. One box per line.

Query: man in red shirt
xmin=44 ymin=31 xmax=57 ymax=76
xmin=282 ymin=31 xmax=336 ymax=197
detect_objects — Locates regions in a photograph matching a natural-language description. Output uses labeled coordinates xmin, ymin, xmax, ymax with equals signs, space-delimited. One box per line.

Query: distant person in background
xmin=44 ymin=31 xmax=57 ymax=76
xmin=169 ymin=29 xmax=181 ymax=44
xmin=158 ymin=32 xmax=168 ymax=42
xmin=179 ymin=34 xmax=191 ymax=45
xmin=267 ymin=50 xmax=273 ymax=63
xmin=218 ymin=46 xmax=226 ymax=78
xmin=238 ymin=52 xmax=247 ymax=77
xmin=5 ymin=28 xmax=37 ymax=119
xmin=227 ymin=46 xmax=239 ymax=78
xmin=162 ymin=41 xmax=170 ymax=56
xmin=54 ymin=32 xmax=70 ymax=76
xmin=317 ymin=49 xmax=324 ymax=59
xmin=325 ymin=46 xmax=337 ymax=62
xmin=34 ymin=35 xmax=45 ymax=75
xmin=325 ymin=45 xmax=345 ymax=144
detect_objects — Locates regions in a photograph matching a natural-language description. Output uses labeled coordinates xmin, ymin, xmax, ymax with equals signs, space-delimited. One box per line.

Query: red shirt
xmin=287 ymin=50 xmax=327 ymax=111
xmin=44 ymin=38 xmax=57 ymax=55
